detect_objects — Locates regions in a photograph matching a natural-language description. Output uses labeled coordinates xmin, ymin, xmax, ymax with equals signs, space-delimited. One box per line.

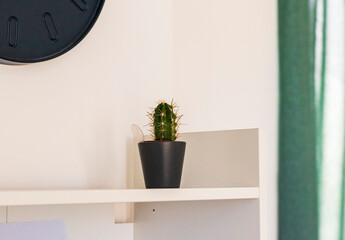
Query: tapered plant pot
xmin=138 ymin=141 xmax=186 ymax=188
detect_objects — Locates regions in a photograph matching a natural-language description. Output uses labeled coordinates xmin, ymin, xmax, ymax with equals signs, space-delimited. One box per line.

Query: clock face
xmin=0 ymin=0 xmax=105 ymax=63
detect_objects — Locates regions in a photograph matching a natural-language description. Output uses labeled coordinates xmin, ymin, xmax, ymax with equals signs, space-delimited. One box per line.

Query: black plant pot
xmin=138 ymin=141 xmax=186 ymax=188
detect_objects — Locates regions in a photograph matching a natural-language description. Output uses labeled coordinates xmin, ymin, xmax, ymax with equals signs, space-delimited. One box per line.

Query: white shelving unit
xmin=131 ymin=129 xmax=264 ymax=240
xmin=0 ymin=129 xmax=264 ymax=240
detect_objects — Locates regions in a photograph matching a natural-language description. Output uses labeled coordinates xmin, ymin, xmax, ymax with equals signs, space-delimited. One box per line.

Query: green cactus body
xmin=152 ymin=101 xmax=178 ymax=141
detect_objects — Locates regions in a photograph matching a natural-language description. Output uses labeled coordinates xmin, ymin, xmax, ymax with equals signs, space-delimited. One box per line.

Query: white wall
xmin=0 ymin=0 xmax=174 ymax=189
xmin=172 ymin=1 xmax=278 ymax=239
xmin=0 ymin=0 xmax=278 ymax=239
xmin=0 ymin=0 xmax=173 ymax=239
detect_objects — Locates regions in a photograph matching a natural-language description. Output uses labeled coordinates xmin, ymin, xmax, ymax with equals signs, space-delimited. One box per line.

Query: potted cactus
xmin=138 ymin=100 xmax=186 ymax=188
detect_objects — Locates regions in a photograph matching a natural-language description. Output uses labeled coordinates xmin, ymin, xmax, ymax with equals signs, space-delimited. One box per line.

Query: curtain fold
xmin=278 ymin=0 xmax=318 ymax=239
xmin=318 ymin=0 xmax=345 ymax=239
xmin=279 ymin=0 xmax=345 ymax=239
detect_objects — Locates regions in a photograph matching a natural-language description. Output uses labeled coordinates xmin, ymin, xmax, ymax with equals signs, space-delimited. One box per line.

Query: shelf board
xmin=0 ymin=188 xmax=259 ymax=207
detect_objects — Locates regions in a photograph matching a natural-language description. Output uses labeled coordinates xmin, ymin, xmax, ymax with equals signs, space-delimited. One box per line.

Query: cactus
xmin=148 ymin=100 xmax=182 ymax=141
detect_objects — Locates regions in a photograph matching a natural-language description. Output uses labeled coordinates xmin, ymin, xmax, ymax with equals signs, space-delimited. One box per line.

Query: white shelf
xmin=0 ymin=187 xmax=259 ymax=207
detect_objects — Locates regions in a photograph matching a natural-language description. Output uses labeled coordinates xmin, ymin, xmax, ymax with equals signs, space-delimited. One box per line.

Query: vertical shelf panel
xmin=0 ymin=207 xmax=6 ymax=223
xmin=134 ymin=200 xmax=260 ymax=240
xmin=179 ymin=129 xmax=259 ymax=188
xmin=115 ymin=203 xmax=134 ymax=223
xmin=132 ymin=129 xmax=259 ymax=188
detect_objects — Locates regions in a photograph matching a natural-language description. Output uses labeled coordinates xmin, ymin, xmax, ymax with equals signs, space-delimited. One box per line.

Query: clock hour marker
xmin=71 ymin=0 xmax=87 ymax=11
xmin=43 ymin=13 xmax=58 ymax=42
xmin=7 ymin=17 xmax=18 ymax=48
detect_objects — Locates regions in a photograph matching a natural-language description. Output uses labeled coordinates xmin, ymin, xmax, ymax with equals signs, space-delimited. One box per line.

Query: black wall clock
xmin=0 ymin=0 xmax=105 ymax=64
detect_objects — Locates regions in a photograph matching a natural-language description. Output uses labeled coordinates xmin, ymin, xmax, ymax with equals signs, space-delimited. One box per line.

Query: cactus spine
xmin=149 ymin=100 xmax=181 ymax=141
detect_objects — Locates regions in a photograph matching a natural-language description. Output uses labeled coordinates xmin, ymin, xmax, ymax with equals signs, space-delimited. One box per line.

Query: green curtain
xmin=279 ymin=0 xmax=345 ymax=239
